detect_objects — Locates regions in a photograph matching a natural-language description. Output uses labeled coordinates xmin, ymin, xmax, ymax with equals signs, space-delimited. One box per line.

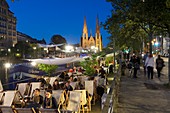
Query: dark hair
xmin=149 ymin=54 xmax=153 ymax=57
xmin=54 ymin=79 xmax=58 ymax=82
xmin=35 ymin=88 xmax=40 ymax=92
xmin=46 ymin=89 xmax=52 ymax=94
xmin=73 ymin=78 xmax=77 ymax=82
xmin=158 ymin=55 xmax=161 ymax=58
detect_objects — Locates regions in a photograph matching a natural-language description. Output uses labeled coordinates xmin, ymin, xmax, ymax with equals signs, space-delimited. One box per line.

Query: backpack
xmin=157 ymin=59 xmax=164 ymax=68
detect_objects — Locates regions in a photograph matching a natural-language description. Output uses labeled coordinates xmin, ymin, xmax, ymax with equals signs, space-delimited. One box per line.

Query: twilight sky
xmin=6 ymin=0 xmax=112 ymax=47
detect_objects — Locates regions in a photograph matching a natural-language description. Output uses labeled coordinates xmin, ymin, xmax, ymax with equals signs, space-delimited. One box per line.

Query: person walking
xmin=145 ymin=54 xmax=154 ymax=79
xmin=130 ymin=54 xmax=139 ymax=78
xmin=156 ymin=55 xmax=165 ymax=78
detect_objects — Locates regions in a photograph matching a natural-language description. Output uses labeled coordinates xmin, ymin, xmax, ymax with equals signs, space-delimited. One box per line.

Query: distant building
xmin=81 ymin=16 xmax=102 ymax=52
xmin=0 ymin=0 xmax=17 ymax=48
xmin=17 ymin=31 xmax=46 ymax=44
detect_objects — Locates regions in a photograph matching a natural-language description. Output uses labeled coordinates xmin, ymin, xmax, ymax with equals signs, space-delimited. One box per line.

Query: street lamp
xmin=4 ymin=63 xmax=11 ymax=83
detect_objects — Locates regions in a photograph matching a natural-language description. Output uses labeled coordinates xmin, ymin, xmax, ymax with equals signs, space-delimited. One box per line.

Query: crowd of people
xmin=19 ymin=65 xmax=109 ymax=111
xmin=125 ymin=52 xmax=165 ymax=79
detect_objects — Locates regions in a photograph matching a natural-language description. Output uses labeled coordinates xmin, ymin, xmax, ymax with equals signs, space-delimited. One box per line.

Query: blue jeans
xmin=147 ymin=66 xmax=153 ymax=79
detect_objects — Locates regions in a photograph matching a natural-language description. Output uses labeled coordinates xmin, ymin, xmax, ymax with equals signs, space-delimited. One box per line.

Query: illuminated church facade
xmin=81 ymin=16 xmax=102 ymax=52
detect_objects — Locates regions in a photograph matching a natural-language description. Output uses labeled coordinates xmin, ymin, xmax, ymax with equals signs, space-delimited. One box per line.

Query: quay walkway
xmin=117 ymin=69 xmax=170 ymax=113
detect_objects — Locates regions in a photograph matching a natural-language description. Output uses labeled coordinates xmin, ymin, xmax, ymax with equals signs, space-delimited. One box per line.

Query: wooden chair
xmin=2 ymin=90 xmax=25 ymax=107
xmin=0 ymin=80 xmax=3 ymax=92
xmin=52 ymin=90 xmax=66 ymax=109
xmin=49 ymin=77 xmax=57 ymax=86
xmin=70 ymin=82 xmax=78 ymax=90
xmin=61 ymin=91 xmax=81 ymax=113
xmin=15 ymin=83 xmax=31 ymax=97
xmin=75 ymin=90 xmax=92 ymax=113
xmin=85 ymin=80 xmax=96 ymax=105
xmin=0 ymin=92 xmax=4 ymax=105
xmin=30 ymin=82 xmax=41 ymax=97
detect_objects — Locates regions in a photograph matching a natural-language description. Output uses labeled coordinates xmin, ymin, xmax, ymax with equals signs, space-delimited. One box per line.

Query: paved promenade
xmin=117 ymin=68 xmax=170 ymax=113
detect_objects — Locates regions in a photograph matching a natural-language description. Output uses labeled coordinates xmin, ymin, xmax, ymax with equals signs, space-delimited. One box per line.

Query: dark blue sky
xmin=6 ymin=0 xmax=112 ymax=47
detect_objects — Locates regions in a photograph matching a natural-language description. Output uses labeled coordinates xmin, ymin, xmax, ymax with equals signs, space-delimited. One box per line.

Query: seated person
xmin=37 ymin=76 xmax=46 ymax=89
xmin=25 ymin=96 xmax=40 ymax=109
xmin=43 ymin=89 xmax=58 ymax=109
xmin=64 ymin=72 xmax=69 ymax=81
xmin=53 ymin=79 xmax=60 ymax=90
xmin=99 ymin=67 xmax=106 ymax=76
xmin=68 ymin=76 xmax=74 ymax=82
xmin=69 ymin=69 xmax=73 ymax=73
xmin=97 ymin=77 xmax=106 ymax=98
xmin=76 ymin=81 xmax=84 ymax=90
xmin=78 ymin=67 xmax=83 ymax=72
xmin=44 ymin=78 xmax=52 ymax=90
xmin=73 ymin=66 xmax=77 ymax=73
xmin=64 ymin=81 xmax=73 ymax=93
xmin=93 ymin=70 xmax=99 ymax=76
xmin=59 ymin=72 xmax=65 ymax=80
xmin=32 ymin=88 xmax=43 ymax=107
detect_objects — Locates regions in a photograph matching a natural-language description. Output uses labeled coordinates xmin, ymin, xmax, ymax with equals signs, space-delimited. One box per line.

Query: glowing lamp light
xmin=154 ymin=42 xmax=159 ymax=46
xmin=31 ymin=62 xmax=36 ymax=66
xmin=65 ymin=45 xmax=74 ymax=52
xmin=91 ymin=46 xmax=95 ymax=49
xmin=5 ymin=63 xmax=11 ymax=68
xmin=16 ymin=53 xmax=20 ymax=57
xmin=33 ymin=47 xmax=37 ymax=50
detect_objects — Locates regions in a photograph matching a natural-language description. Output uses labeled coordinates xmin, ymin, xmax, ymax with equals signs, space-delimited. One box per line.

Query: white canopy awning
xmin=26 ymin=57 xmax=85 ymax=65
xmin=38 ymin=44 xmax=64 ymax=50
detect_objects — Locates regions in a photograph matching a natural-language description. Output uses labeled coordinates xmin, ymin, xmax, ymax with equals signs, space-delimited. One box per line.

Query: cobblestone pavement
xmin=117 ymin=68 xmax=170 ymax=113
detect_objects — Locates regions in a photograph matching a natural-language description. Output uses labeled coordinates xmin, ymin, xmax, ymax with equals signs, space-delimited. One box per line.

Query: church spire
xmin=96 ymin=15 xmax=100 ymax=34
xmin=82 ymin=16 xmax=88 ymax=38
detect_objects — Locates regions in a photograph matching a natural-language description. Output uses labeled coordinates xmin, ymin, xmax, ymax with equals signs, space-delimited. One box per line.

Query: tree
xmin=103 ymin=0 xmax=147 ymax=53
xmin=80 ymin=57 xmax=97 ymax=76
xmin=51 ymin=35 xmax=67 ymax=44
xmin=104 ymin=0 xmax=170 ymax=54
xmin=37 ymin=64 xmax=58 ymax=76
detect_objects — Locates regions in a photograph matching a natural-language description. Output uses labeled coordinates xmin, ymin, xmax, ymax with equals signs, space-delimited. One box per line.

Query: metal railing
xmin=101 ymin=65 xmax=121 ymax=113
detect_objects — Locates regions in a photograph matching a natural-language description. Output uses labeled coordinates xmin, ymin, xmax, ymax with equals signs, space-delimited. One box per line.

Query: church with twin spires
xmin=81 ymin=16 xmax=102 ymax=51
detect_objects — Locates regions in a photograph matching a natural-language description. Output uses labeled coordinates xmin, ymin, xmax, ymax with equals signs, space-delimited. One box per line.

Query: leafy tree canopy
xmin=51 ymin=35 xmax=67 ymax=44
xmin=37 ymin=64 xmax=58 ymax=76
xmin=104 ymin=0 xmax=170 ymax=54
xmin=80 ymin=57 xmax=97 ymax=76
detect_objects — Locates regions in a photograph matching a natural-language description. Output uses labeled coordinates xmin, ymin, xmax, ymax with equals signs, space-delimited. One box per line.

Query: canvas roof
xmin=26 ymin=57 xmax=85 ymax=65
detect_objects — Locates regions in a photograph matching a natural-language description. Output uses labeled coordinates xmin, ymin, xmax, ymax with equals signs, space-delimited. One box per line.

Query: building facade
xmin=17 ymin=31 xmax=46 ymax=44
xmin=0 ymin=0 xmax=17 ymax=48
xmin=81 ymin=16 xmax=102 ymax=52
